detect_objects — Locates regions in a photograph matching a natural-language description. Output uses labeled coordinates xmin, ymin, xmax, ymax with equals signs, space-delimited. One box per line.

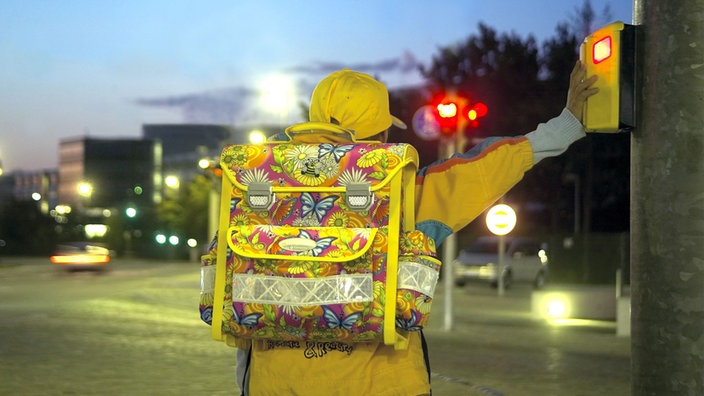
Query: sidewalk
xmin=423 ymin=283 xmax=631 ymax=396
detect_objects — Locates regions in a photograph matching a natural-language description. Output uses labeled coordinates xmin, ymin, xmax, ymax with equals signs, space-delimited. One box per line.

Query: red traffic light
xmin=435 ymin=99 xmax=460 ymax=135
xmin=467 ymin=102 xmax=488 ymax=120
xmin=437 ymin=102 xmax=458 ymax=118
xmin=431 ymin=92 xmax=489 ymax=135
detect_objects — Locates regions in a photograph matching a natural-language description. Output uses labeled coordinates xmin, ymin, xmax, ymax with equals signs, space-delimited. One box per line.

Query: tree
xmin=0 ymin=199 xmax=58 ymax=255
xmin=420 ymin=23 xmax=544 ymax=136
xmin=155 ymin=174 xmax=211 ymax=246
xmin=408 ymin=2 xmax=629 ymax=238
xmin=570 ymin=0 xmax=613 ymax=40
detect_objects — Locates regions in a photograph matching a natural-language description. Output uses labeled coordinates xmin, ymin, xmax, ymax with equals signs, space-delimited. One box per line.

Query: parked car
xmin=453 ymin=236 xmax=548 ymax=289
xmin=50 ymin=242 xmax=111 ymax=271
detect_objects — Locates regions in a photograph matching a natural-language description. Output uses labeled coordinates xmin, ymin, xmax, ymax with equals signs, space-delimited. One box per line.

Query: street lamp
xmin=198 ymin=158 xmax=211 ymax=170
xmin=164 ymin=175 xmax=180 ymax=199
xmin=248 ymin=130 xmax=266 ymax=145
xmin=77 ymin=182 xmax=93 ymax=197
xmin=77 ymin=181 xmax=93 ymax=210
xmin=486 ymin=204 xmax=517 ymax=296
xmin=164 ymin=175 xmax=180 ymax=189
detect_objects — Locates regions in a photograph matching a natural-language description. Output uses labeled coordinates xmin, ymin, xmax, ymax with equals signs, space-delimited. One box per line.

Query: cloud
xmin=133 ymin=52 xmax=422 ymax=125
xmin=287 ymin=50 xmax=420 ymax=75
xmin=134 ymin=86 xmax=256 ymax=124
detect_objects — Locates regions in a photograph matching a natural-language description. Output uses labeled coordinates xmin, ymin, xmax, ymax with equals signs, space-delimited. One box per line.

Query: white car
xmin=453 ymin=236 xmax=549 ymax=289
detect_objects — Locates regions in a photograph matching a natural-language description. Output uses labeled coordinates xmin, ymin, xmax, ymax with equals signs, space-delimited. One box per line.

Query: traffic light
xmin=436 ymin=99 xmax=459 ymax=135
xmin=465 ymin=101 xmax=488 ymax=127
xmin=433 ymin=93 xmax=488 ymax=136
xmin=581 ymin=21 xmax=637 ymax=132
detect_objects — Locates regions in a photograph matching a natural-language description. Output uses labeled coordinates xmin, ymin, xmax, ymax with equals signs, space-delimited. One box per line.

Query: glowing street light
xmin=198 ymin=158 xmax=211 ymax=169
xmin=78 ymin=182 xmax=93 ymax=197
xmin=486 ymin=204 xmax=517 ymax=296
xmin=165 ymin=175 xmax=180 ymax=189
xmin=249 ymin=130 xmax=266 ymax=144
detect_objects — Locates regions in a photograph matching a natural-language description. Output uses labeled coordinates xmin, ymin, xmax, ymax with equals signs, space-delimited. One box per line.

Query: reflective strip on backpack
xmin=231 ymin=273 xmax=373 ymax=306
xmin=397 ymin=260 xmax=439 ymax=298
xmin=201 ymin=265 xmax=216 ymax=293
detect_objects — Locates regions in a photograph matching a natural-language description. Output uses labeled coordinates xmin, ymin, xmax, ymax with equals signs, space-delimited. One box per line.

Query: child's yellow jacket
xmin=233 ymin=108 xmax=586 ymax=395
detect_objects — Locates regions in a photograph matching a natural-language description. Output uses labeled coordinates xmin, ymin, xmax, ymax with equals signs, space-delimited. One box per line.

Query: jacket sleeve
xmin=414 ymin=108 xmax=585 ymax=245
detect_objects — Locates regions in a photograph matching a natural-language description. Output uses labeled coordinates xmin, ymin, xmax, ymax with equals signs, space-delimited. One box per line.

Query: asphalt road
xmin=0 ymin=257 xmax=630 ymax=395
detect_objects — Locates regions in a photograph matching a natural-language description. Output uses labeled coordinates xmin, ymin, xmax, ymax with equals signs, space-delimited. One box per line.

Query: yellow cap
xmin=308 ymin=69 xmax=407 ymax=139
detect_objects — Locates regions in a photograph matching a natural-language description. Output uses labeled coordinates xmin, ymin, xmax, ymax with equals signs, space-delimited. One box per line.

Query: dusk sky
xmin=0 ymin=0 xmax=632 ymax=173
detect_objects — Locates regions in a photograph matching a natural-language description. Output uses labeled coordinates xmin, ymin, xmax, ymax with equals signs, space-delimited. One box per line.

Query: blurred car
xmin=50 ymin=242 xmax=111 ymax=271
xmin=453 ymin=236 xmax=548 ymax=289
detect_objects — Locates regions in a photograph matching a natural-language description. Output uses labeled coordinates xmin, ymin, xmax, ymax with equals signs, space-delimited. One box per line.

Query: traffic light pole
xmin=442 ymin=137 xmax=456 ymax=331
xmin=442 ymin=121 xmax=467 ymax=332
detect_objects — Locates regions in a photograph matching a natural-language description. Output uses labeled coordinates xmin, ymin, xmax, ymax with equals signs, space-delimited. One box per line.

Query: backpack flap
xmin=225 ymin=224 xmax=386 ymax=342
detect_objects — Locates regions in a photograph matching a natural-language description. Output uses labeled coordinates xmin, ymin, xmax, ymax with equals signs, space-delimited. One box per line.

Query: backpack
xmin=199 ymin=124 xmax=440 ymax=350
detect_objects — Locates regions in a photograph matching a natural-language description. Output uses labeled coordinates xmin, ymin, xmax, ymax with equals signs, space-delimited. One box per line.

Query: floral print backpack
xmin=200 ymin=125 xmax=440 ymax=349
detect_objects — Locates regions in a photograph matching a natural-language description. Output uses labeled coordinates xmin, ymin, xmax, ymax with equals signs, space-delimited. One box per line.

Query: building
xmin=0 ymin=169 xmax=59 ymax=213
xmin=58 ymin=137 xmax=160 ymax=211
xmin=142 ymin=124 xmax=232 ymax=185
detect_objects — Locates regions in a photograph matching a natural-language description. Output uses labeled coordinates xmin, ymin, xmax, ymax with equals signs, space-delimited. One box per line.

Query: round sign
xmin=412 ymin=105 xmax=441 ymax=141
xmin=485 ymin=204 xmax=517 ymax=236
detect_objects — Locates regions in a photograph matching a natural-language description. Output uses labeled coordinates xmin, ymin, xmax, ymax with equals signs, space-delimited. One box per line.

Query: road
xmin=0 ymin=257 xmax=630 ymax=395
xmin=0 ymin=257 xmax=236 ymax=395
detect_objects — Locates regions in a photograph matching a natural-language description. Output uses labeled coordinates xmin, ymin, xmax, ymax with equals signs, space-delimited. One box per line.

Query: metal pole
xmin=443 ymin=95 xmax=467 ymax=331
xmin=497 ymin=234 xmax=505 ymax=297
xmin=632 ymin=0 xmax=704 ymax=394
xmin=443 ymin=137 xmax=457 ymax=331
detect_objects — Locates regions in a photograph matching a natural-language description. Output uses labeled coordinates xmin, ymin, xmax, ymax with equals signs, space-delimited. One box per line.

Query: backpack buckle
xmin=345 ymin=183 xmax=373 ymax=211
xmin=247 ymin=182 xmax=275 ymax=210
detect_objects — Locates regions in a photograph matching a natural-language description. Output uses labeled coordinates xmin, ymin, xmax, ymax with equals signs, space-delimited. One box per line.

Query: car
xmin=50 ymin=242 xmax=111 ymax=271
xmin=453 ymin=236 xmax=548 ymax=289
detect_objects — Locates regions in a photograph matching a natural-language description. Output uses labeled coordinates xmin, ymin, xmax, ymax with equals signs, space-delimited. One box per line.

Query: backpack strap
xmin=402 ymin=161 xmax=416 ymax=232
xmin=392 ymin=159 xmax=419 ymax=350
xmin=384 ymin=170 xmax=403 ymax=346
xmin=211 ymin=171 xmax=236 ymax=343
